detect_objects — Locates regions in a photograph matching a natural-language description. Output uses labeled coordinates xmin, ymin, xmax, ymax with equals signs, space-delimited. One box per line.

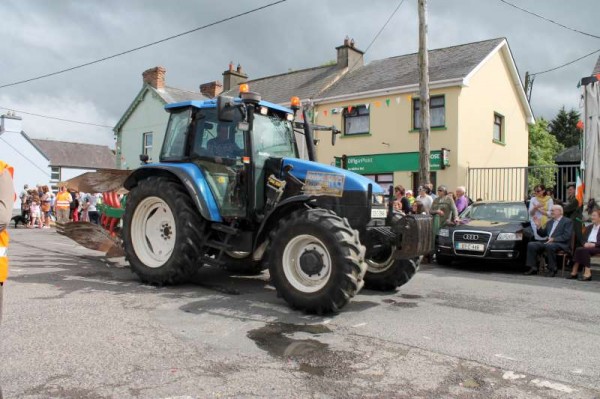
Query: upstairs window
xmin=142 ymin=132 xmax=153 ymax=157
xmin=493 ymin=113 xmax=504 ymax=143
xmin=413 ymin=95 xmax=445 ymax=129
xmin=50 ymin=167 xmax=60 ymax=182
xmin=343 ymin=105 xmax=369 ymax=135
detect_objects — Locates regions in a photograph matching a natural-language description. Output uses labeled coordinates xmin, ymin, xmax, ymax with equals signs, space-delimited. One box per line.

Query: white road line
xmin=494 ymin=353 xmax=518 ymax=361
xmin=502 ymin=371 xmax=526 ymax=380
xmin=352 ymin=322 xmax=367 ymax=328
xmin=530 ymin=379 xmax=575 ymax=393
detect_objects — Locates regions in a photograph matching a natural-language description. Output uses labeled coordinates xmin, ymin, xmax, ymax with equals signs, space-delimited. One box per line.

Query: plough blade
xmin=56 ymin=222 xmax=124 ymax=258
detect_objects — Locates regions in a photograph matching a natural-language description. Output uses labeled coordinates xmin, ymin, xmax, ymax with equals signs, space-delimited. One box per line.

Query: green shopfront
xmin=335 ymin=150 xmax=446 ymax=193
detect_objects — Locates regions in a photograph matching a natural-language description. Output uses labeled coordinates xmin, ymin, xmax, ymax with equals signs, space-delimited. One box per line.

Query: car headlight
xmin=438 ymin=228 xmax=450 ymax=237
xmin=497 ymin=232 xmax=523 ymax=241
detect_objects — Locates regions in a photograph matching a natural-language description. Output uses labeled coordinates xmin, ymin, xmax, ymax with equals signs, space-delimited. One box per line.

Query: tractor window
xmin=252 ymin=114 xmax=296 ymax=159
xmin=161 ymin=108 xmax=191 ymax=160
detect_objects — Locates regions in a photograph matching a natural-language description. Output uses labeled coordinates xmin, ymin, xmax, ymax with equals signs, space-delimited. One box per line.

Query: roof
xmin=555 ymin=144 xmax=581 ymax=163
xmin=114 ymin=84 xmax=208 ymax=132
xmin=593 ymin=56 xmax=600 ymax=76
xmin=165 ymin=99 xmax=293 ymax=114
xmin=223 ymin=65 xmax=345 ymax=104
xmin=31 ymin=139 xmax=116 ymax=169
xmin=320 ymin=38 xmax=505 ymax=98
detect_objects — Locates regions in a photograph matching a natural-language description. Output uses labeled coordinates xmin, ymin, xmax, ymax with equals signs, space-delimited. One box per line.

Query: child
xmin=30 ymin=194 xmax=42 ymax=228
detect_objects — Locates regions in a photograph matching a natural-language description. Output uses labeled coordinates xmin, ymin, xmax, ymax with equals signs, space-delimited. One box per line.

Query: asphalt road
xmin=1 ymin=228 xmax=599 ymax=399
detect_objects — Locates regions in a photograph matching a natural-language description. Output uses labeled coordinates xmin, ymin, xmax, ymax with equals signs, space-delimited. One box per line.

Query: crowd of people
xmin=17 ymin=184 xmax=102 ymax=228
xmin=392 ymin=183 xmax=471 ymax=224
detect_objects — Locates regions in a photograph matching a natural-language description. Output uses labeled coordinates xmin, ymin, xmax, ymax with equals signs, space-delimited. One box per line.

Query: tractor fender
xmin=123 ymin=163 xmax=222 ymax=222
xmin=254 ymin=195 xmax=315 ymax=251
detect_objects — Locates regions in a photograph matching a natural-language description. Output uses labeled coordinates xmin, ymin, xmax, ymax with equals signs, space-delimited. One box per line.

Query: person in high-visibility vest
xmin=0 ymin=160 xmax=16 ymax=321
xmin=55 ymin=185 xmax=72 ymax=224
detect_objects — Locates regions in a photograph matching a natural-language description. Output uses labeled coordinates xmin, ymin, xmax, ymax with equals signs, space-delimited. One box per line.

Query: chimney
xmin=0 ymin=112 xmax=23 ymax=134
xmin=222 ymin=62 xmax=248 ymax=91
xmin=199 ymin=81 xmax=223 ymax=98
xmin=336 ymin=37 xmax=364 ymax=71
xmin=142 ymin=66 xmax=166 ymax=89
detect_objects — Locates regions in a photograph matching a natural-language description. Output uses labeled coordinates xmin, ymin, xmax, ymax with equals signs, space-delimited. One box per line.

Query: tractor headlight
xmin=438 ymin=228 xmax=450 ymax=237
xmin=497 ymin=232 xmax=523 ymax=241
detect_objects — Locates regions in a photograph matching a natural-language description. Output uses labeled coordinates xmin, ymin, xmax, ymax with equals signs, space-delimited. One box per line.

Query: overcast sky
xmin=1 ymin=0 xmax=598 ymax=148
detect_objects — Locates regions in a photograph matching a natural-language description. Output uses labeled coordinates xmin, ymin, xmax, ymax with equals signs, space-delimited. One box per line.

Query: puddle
xmin=382 ymin=298 xmax=418 ymax=308
xmin=247 ymin=323 xmax=355 ymax=377
xmin=400 ymin=294 xmax=422 ymax=299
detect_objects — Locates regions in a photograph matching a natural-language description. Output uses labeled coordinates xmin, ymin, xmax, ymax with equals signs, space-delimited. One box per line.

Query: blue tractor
xmin=121 ymin=89 xmax=432 ymax=313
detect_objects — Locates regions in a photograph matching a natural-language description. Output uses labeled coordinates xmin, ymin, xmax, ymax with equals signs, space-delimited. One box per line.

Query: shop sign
xmin=335 ymin=151 xmax=442 ymax=174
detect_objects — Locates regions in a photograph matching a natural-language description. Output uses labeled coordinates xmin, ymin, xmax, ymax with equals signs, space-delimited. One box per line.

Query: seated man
xmin=207 ymin=124 xmax=242 ymax=159
xmin=524 ymin=205 xmax=573 ymax=277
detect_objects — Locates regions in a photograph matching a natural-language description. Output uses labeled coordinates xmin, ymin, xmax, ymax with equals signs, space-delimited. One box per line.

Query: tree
xmin=549 ymin=107 xmax=581 ymax=148
xmin=528 ymin=118 xmax=563 ymax=190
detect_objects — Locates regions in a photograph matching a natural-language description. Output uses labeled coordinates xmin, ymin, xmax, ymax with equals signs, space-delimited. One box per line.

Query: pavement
xmin=1 ymin=227 xmax=599 ymax=398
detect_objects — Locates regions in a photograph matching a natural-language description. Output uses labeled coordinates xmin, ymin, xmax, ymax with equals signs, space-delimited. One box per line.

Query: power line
xmin=0 ymin=0 xmax=288 ymax=89
xmin=499 ymin=0 xmax=600 ymax=40
xmin=531 ymin=48 xmax=600 ymax=76
xmin=0 ymin=106 xmax=113 ymax=128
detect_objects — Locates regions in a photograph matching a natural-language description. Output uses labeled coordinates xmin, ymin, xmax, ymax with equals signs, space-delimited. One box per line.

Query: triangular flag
xmin=576 ymin=170 xmax=585 ymax=207
xmin=347 ymin=106 xmax=353 ymax=113
xmin=395 ymin=97 xmax=401 ymax=104
xmin=365 ymin=103 xmax=370 ymax=109
xmin=374 ymin=101 xmax=381 ymax=107
xmin=385 ymin=99 xmax=391 ymax=107
xmin=323 ymin=110 xmax=328 ymax=116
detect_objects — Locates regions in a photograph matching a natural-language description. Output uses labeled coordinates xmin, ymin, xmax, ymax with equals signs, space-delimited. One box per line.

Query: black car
xmin=435 ymin=201 xmax=533 ymax=265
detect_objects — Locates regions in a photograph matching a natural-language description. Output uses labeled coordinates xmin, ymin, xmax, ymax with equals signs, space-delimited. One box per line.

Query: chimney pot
xmin=229 ymin=61 xmax=234 ymax=71
xmin=336 ymin=37 xmax=364 ymax=71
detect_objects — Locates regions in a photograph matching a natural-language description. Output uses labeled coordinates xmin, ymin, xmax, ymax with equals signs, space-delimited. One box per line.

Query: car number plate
xmin=371 ymin=208 xmax=388 ymax=218
xmin=455 ymin=242 xmax=485 ymax=251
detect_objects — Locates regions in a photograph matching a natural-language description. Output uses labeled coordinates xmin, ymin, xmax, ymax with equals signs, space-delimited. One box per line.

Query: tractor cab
xmin=160 ymin=90 xmax=297 ymax=220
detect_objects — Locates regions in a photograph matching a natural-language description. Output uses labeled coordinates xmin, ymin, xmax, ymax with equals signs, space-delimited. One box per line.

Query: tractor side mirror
xmin=217 ymin=95 xmax=237 ymax=122
xmin=139 ymin=154 xmax=149 ymax=164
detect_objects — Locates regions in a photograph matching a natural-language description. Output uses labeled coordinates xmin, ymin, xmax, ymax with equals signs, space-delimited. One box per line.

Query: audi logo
xmin=462 ymin=234 xmax=479 ymax=241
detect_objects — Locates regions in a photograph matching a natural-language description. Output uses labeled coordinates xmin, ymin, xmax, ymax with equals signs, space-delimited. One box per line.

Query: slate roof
xmin=320 ymin=38 xmax=505 ymax=98
xmin=31 ymin=139 xmax=116 ymax=169
xmin=223 ymin=65 xmax=345 ymax=104
xmin=555 ymin=145 xmax=581 ymax=163
xmin=156 ymin=86 xmax=207 ymax=103
xmin=593 ymin=56 xmax=600 ymax=76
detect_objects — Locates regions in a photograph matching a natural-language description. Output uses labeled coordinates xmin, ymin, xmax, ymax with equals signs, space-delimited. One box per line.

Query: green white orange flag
xmin=576 ymin=169 xmax=585 ymax=207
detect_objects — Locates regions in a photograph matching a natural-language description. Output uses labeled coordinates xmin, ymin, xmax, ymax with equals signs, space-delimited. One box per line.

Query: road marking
xmin=503 ymin=371 xmax=526 ymax=380
xmin=422 ymin=336 xmax=432 ymax=340
xmin=494 ymin=353 xmax=518 ymax=361
xmin=322 ymin=318 xmax=332 ymax=324
xmin=352 ymin=322 xmax=367 ymax=327
xmin=530 ymin=379 xmax=575 ymax=393
xmin=571 ymin=369 xmax=583 ymax=374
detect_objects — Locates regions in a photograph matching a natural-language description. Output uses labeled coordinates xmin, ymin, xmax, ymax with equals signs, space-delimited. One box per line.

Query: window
xmin=493 ymin=113 xmax=504 ymax=143
xmin=50 ymin=167 xmax=60 ymax=182
xmin=364 ymin=174 xmax=394 ymax=195
xmin=142 ymin=132 xmax=153 ymax=156
xmin=413 ymin=95 xmax=445 ymax=129
xmin=343 ymin=105 xmax=369 ymax=135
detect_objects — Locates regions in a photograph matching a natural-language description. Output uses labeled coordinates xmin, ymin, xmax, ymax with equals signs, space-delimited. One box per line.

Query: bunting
xmin=314 ymin=95 xmax=427 ymax=117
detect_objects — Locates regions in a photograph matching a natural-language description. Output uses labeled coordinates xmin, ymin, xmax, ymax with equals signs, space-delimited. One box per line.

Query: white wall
xmin=60 ymin=167 xmax=96 ymax=182
xmin=0 ymin=116 xmax=51 ymax=208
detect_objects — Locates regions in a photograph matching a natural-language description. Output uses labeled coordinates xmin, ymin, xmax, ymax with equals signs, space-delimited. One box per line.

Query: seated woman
xmin=567 ymin=208 xmax=600 ymax=281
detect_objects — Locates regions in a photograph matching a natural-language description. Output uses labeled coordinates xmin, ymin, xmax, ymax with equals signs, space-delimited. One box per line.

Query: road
xmin=1 ymin=228 xmax=599 ymax=398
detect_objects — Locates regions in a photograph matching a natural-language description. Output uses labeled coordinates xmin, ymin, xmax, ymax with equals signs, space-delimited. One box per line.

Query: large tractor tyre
xmin=123 ymin=176 xmax=207 ymax=285
xmin=222 ymin=251 xmax=265 ymax=275
xmin=364 ymin=246 xmax=420 ymax=291
xmin=268 ymin=208 xmax=366 ymax=314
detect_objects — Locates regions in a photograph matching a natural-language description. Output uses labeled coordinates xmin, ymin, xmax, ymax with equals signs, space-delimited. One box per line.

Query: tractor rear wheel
xmin=123 ymin=176 xmax=206 ymax=285
xmin=364 ymin=245 xmax=420 ymax=291
xmin=268 ymin=208 xmax=366 ymax=314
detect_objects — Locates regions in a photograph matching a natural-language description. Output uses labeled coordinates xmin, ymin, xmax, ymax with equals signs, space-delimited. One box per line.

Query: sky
xmin=0 ymin=0 xmax=598 ymax=148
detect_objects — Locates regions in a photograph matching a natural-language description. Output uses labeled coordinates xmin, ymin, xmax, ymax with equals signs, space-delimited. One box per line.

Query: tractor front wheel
xmin=268 ymin=208 xmax=366 ymax=314
xmin=364 ymin=245 xmax=420 ymax=291
xmin=123 ymin=177 xmax=206 ymax=285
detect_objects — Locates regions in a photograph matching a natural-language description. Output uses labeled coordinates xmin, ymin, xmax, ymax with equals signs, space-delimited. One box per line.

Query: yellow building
xmin=226 ymin=37 xmax=534 ymax=196
xmin=311 ymin=38 xmax=534 ymax=194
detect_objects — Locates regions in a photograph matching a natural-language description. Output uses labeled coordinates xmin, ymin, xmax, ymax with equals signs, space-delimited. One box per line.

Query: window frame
xmin=493 ymin=112 xmax=505 ymax=144
xmin=50 ymin=166 xmax=60 ymax=182
xmin=343 ymin=104 xmax=370 ymax=136
xmin=142 ymin=131 xmax=153 ymax=157
xmin=412 ymin=95 xmax=446 ymax=129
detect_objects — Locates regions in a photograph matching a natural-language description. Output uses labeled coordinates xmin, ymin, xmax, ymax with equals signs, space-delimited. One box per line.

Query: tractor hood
xmin=281 ymin=158 xmax=385 ymax=194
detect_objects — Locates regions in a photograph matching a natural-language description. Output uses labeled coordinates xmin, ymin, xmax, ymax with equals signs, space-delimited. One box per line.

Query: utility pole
xmin=418 ymin=0 xmax=431 ymax=187
xmin=524 ymin=71 xmax=534 ymax=102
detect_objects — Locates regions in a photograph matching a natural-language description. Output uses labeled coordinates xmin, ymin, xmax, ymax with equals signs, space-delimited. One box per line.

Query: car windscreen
xmin=461 ymin=203 xmax=528 ymax=222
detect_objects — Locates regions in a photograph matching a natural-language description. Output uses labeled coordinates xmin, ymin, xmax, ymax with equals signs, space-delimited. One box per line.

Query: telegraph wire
xmin=531 ymin=47 xmax=600 ymax=76
xmin=0 ymin=106 xmax=114 ymax=128
xmin=0 ymin=0 xmax=288 ymax=89
xmin=499 ymin=0 xmax=600 ymax=40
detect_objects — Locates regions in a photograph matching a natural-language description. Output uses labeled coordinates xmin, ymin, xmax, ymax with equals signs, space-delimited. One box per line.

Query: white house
xmin=0 ymin=113 xmax=51 ymax=208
